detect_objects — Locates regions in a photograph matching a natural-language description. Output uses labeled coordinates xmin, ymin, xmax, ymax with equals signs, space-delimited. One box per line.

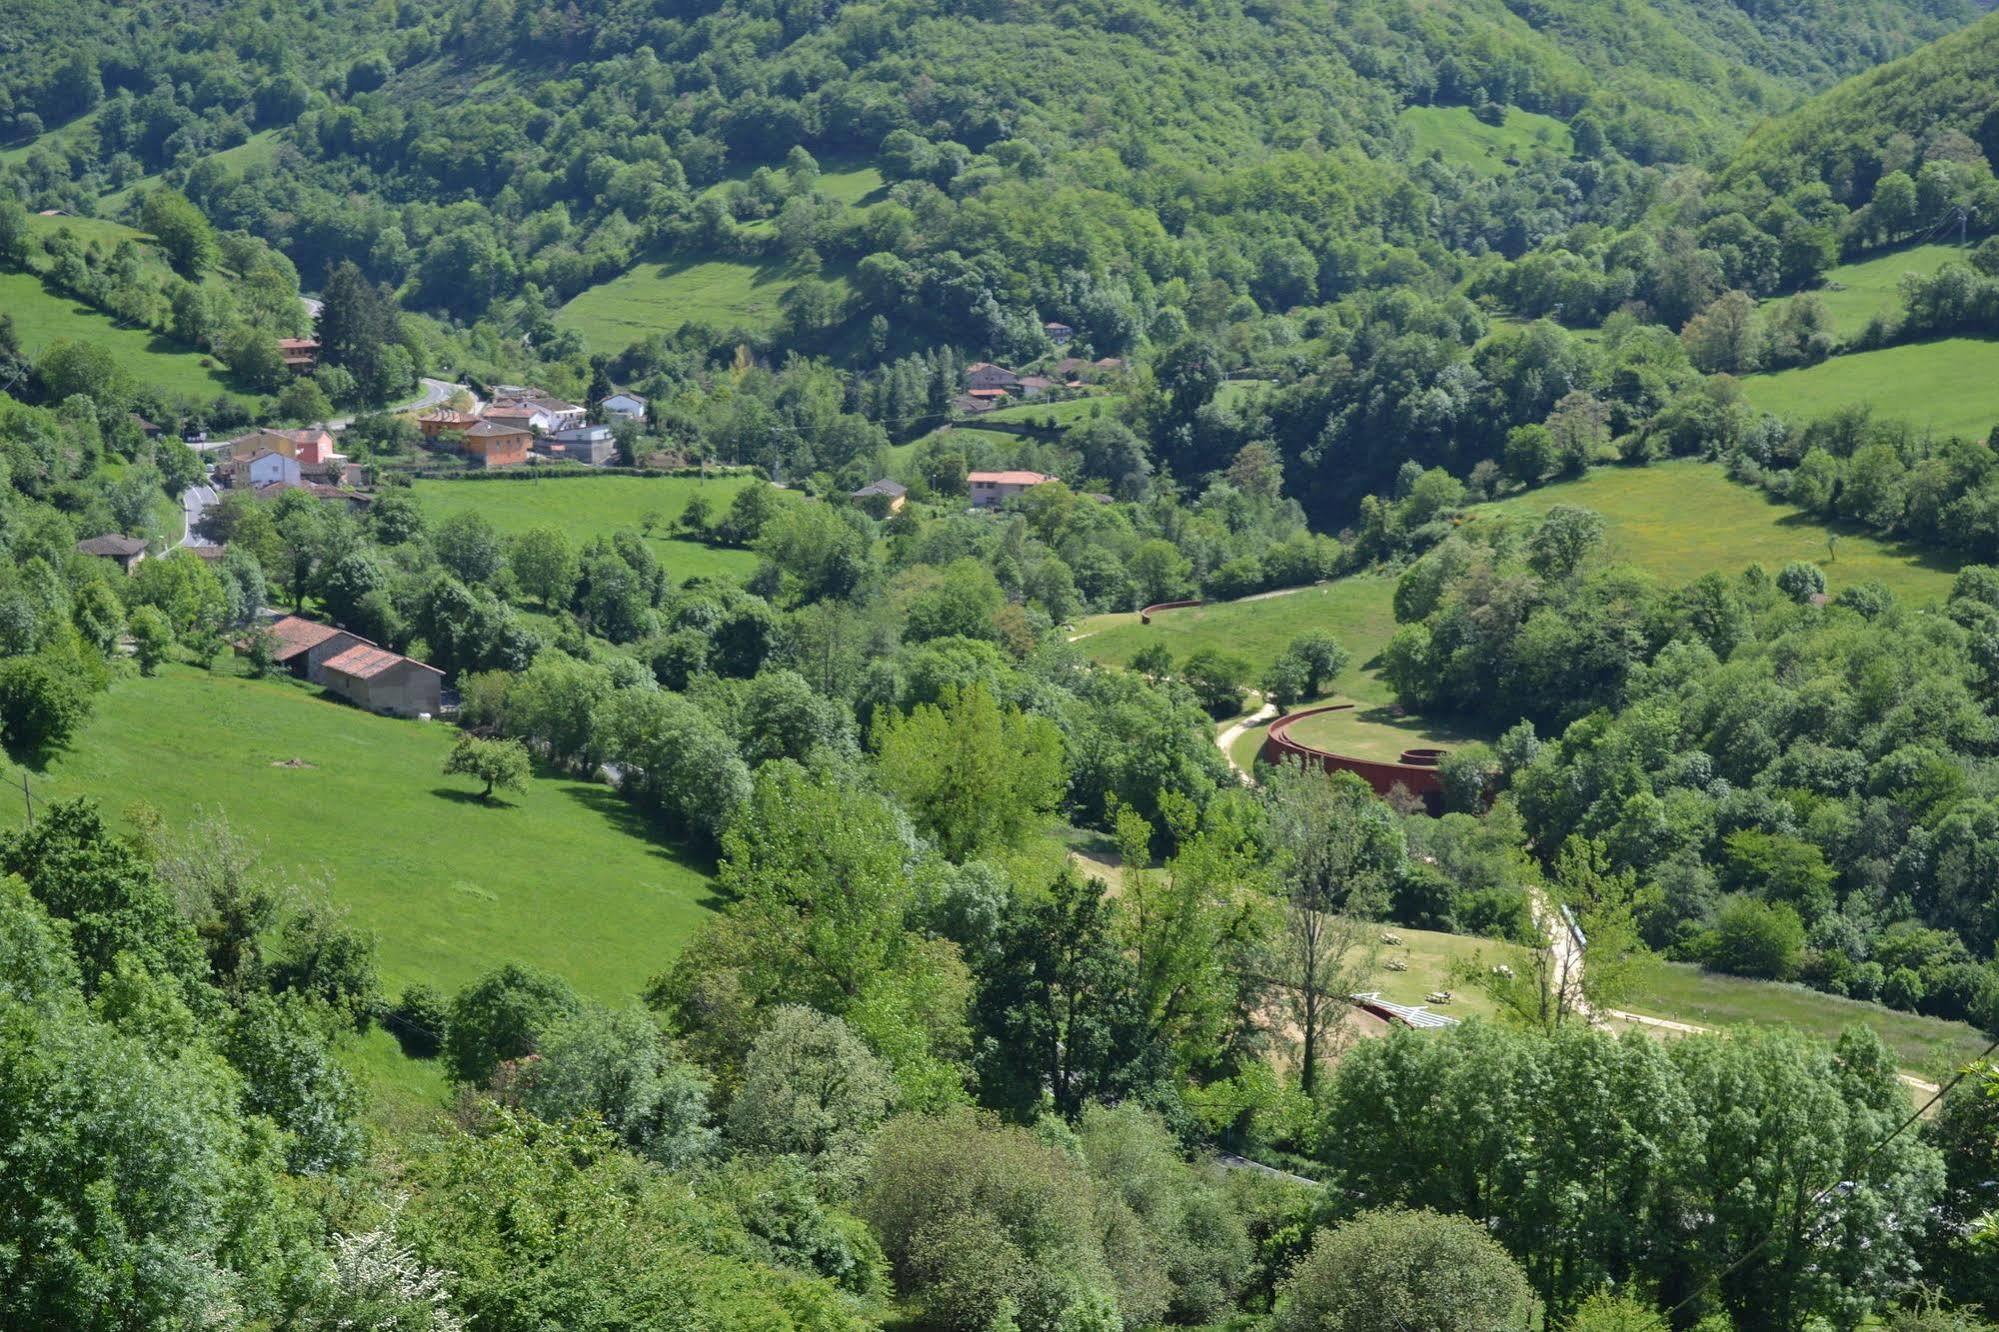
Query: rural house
xmin=1042 ymin=321 xmax=1073 ymax=345
xmin=965 ymin=362 xmax=1021 ymax=391
xmin=236 ymin=449 xmax=304 ymax=490
xmin=277 ymin=338 xmax=320 ymax=372
xmin=417 ymin=408 xmax=479 ymax=440
xmin=851 ymin=479 xmax=908 ymax=514
xmin=969 ymin=470 xmax=1056 ymax=508
xmin=1017 ymin=375 xmax=1054 ymax=399
xmin=320 ymin=644 xmax=445 ymax=718
xmin=263 ymin=615 xmax=371 ymax=683
xmin=459 ymin=420 xmax=532 ymax=468
xmin=75 ymin=534 xmax=147 ymax=574
xmin=543 ymin=423 xmax=616 ymax=465
xmin=600 ymin=392 xmax=647 ymax=423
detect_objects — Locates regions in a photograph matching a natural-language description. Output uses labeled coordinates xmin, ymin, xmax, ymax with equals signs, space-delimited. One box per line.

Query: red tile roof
xmin=266 ymin=615 xmax=350 ymax=661
xmin=968 ymin=470 xmax=1055 ymax=486
xmin=323 ymin=644 xmax=412 ymax=680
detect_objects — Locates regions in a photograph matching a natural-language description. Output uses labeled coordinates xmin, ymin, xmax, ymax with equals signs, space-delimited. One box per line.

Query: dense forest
xmin=3 ymin=0 xmax=1999 ymax=1328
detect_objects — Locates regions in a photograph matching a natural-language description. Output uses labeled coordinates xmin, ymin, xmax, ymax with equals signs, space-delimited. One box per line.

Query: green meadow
xmin=1738 ymin=337 xmax=1999 ymax=443
xmin=409 ymin=474 xmax=761 ymax=582
xmin=1282 ymin=702 xmax=1492 ymax=763
xmin=0 ymin=269 xmax=244 ymax=402
xmin=1397 ymin=104 xmax=1573 ymax=175
xmin=1768 ymin=242 xmax=1968 ymax=339
xmin=25 ymin=664 xmax=716 ymax=1003
xmin=1477 ymin=459 xmax=1959 ymax=603
xmin=1622 ymin=961 xmax=1993 ymax=1082
xmin=555 ymin=165 xmax=883 ymax=349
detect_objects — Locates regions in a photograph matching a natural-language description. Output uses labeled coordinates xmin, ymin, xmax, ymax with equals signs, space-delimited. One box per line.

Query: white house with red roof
xmin=968 ymin=469 xmax=1057 ymax=508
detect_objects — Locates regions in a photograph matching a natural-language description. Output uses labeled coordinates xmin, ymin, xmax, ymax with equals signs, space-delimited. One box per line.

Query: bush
xmin=1273 ymin=1207 xmax=1532 ymax=1332
xmin=1702 ymin=895 xmax=1805 ymax=980
xmin=1180 ymin=648 xmax=1250 ymax=718
xmin=445 ymin=962 xmax=582 ymax=1084
xmin=389 ymin=982 xmax=450 ymax=1058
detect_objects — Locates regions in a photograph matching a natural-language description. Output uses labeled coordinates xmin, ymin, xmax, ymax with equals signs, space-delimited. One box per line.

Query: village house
xmin=951 ymin=393 xmax=996 ymax=416
xmin=277 ymin=338 xmax=320 ymax=373
xmin=1017 ymin=374 xmax=1054 ymax=399
xmin=965 ymin=362 xmax=1021 ymax=392
xmin=968 ymin=469 xmax=1056 ymax=508
xmin=479 ymin=400 xmax=560 ymax=434
xmin=1042 ymin=321 xmax=1074 ymax=345
xmin=600 ymin=392 xmax=647 ymax=423
xmin=263 ymin=615 xmax=372 ymax=683
xmin=129 ymin=412 xmax=163 ymax=439
xmin=75 ymin=534 xmax=147 ymax=574
xmin=851 ymin=479 xmax=908 ymax=514
xmin=966 ymin=387 xmax=1010 ymax=407
xmin=459 ymin=419 xmax=532 ymax=468
xmin=416 ymin=408 xmax=479 ymax=440
xmin=238 ymin=449 xmax=304 ymax=490
xmin=320 ymin=643 xmax=445 ymax=718
xmin=542 ymin=423 xmax=616 ymax=466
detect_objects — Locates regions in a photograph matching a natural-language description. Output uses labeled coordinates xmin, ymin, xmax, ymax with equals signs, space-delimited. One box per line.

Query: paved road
xmin=325 ymin=376 xmax=462 ymax=430
xmin=178 ymin=482 xmax=218 ymax=547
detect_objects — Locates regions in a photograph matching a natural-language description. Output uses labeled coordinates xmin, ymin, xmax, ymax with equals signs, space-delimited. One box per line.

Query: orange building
xmin=460 ymin=420 xmax=531 ymax=468
xmin=416 ymin=408 xmax=479 ymax=440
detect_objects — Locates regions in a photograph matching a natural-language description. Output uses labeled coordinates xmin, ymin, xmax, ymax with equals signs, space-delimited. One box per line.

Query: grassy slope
xmin=5 ymin=213 xmax=252 ymax=402
xmin=1737 ymin=337 xmax=1999 ymax=443
xmin=1624 ymin=961 xmax=1992 ymax=1081
xmin=556 ymin=166 xmax=882 ymax=350
xmin=1358 ymin=926 xmax=1528 ymax=1023
xmin=1477 ymin=459 xmax=1958 ymax=603
xmin=1397 ymin=104 xmax=1574 ymax=175
xmin=409 ymin=475 xmax=760 ymax=582
xmin=99 ymin=131 xmax=282 ymax=215
xmin=28 ymin=664 xmax=716 ymax=1002
xmin=1766 ymin=242 xmax=1969 ymax=339
xmin=1076 ymin=578 xmax=1402 ymax=693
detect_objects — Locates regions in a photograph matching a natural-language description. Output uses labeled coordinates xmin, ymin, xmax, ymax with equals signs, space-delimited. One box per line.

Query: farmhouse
xmin=951 ymin=393 xmax=996 ymax=415
xmin=966 ymin=387 xmax=1010 ymax=406
xmin=416 ymin=408 xmax=479 ymax=439
xmin=320 ymin=643 xmax=445 ymax=718
xmin=482 ymin=398 xmax=569 ymax=434
xmin=236 ymin=449 xmax=303 ymax=490
xmin=966 ymin=362 xmax=1021 ymax=391
xmin=263 ymin=615 xmax=371 ymax=683
xmin=1017 ymin=375 xmax=1054 ymax=399
xmin=543 ymin=423 xmax=616 ymax=465
xmin=75 ymin=533 xmax=147 ymax=574
xmin=277 ymin=338 xmax=320 ymax=372
xmin=460 ymin=420 xmax=532 ymax=468
xmin=1042 ymin=321 xmax=1073 ymax=345
xmin=601 ymin=392 xmax=648 ymax=423
xmin=969 ymin=470 xmax=1056 ymax=508
xmin=851 ymin=478 xmax=908 ymax=514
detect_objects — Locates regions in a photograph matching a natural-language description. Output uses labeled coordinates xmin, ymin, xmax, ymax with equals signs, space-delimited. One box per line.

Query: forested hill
xmin=1722 ymin=5 xmax=1999 ymax=204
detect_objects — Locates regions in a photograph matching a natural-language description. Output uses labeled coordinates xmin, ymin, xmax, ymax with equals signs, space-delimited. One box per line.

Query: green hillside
xmin=27 ymin=664 xmax=715 ymax=1001
xmin=557 ymin=255 xmax=845 ymax=346
xmin=1766 ymin=242 xmax=1970 ymax=338
xmin=1397 ymin=105 xmax=1573 ymax=175
xmin=1478 ymin=459 xmax=1960 ymax=601
xmin=1737 ymin=337 xmax=1999 ymax=444
xmin=0 ymin=269 xmax=242 ymax=402
xmin=409 ymin=475 xmax=761 ymax=582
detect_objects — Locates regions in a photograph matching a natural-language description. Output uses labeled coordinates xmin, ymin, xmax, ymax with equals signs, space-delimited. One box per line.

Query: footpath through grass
xmin=1477 ymin=460 xmax=1959 ymax=604
xmin=1622 ymin=961 xmax=1992 ymax=1082
xmin=1739 ymin=337 xmax=1999 ymax=445
xmin=26 ymin=664 xmax=716 ymax=1002
xmin=410 ymin=474 xmax=760 ymax=582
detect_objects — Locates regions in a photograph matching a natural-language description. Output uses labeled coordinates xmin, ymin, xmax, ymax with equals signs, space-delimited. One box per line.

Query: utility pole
xmin=19 ymin=770 xmax=33 ymax=827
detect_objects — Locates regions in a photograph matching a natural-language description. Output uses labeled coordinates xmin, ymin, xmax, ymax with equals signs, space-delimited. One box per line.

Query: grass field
xmin=1738 ymin=337 xmax=1999 ymax=443
xmin=100 ymin=131 xmax=283 ymax=215
xmin=982 ymin=395 xmax=1119 ymax=427
xmin=26 ymin=665 xmax=716 ymax=1002
xmin=1282 ymin=702 xmax=1491 ymax=762
xmin=0 ymin=269 xmax=245 ymax=402
xmin=1765 ymin=242 xmax=1969 ymax=340
xmin=1479 ymin=460 xmax=1959 ymax=603
xmin=410 ymin=475 xmax=761 ymax=582
xmin=1358 ymin=926 xmax=1528 ymax=1023
xmin=557 ymin=165 xmax=882 ymax=350
xmin=1075 ymin=577 xmax=1403 ymax=696
xmin=1397 ymin=104 xmax=1573 ymax=175
xmin=1623 ymin=961 xmax=1992 ymax=1081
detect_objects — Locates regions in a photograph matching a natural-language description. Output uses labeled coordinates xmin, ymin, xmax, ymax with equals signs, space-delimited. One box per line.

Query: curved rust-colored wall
xmin=1139 ymin=599 xmax=1204 ymax=624
xmin=1261 ymin=704 xmax=1447 ymax=814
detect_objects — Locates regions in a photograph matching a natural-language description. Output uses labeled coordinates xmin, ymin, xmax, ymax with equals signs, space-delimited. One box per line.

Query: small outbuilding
xmin=320 ymin=643 xmax=445 ymax=718
xmin=851 ymin=478 xmax=908 ymax=514
xmin=76 ymin=534 xmax=148 ymax=574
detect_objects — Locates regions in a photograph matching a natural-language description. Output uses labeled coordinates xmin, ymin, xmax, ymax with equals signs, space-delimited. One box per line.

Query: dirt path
xmin=1216 ymin=701 xmax=1276 ymax=786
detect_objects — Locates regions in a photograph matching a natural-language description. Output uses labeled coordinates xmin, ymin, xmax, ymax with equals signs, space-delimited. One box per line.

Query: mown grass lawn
xmin=25 ymin=664 xmax=718 ymax=1003
xmin=1764 ymin=242 xmax=1970 ymax=339
xmin=1357 ymin=926 xmax=1528 ymax=1023
xmin=556 ymin=254 xmax=850 ymax=348
xmin=410 ymin=474 xmax=761 ymax=583
xmin=1282 ymin=701 xmax=1492 ymax=762
xmin=1738 ymin=337 xmax=1999 ymax=444
xmin=1622 ymin=961 xmax=1992 ymax=1082
xmin=1075 ymin=577 xmax=1403 ymax=695
xmin=1397 ymin=104 xmax=1572 ymax=175
xmin=1478 ymin=459 xmax=1959 ymax=604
